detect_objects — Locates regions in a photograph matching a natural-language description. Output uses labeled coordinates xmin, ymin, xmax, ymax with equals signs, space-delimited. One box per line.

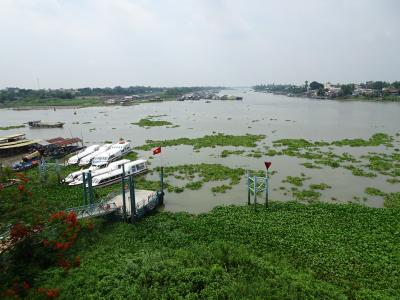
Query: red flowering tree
xmin=0 ymin=168 xmax=93 ymax=298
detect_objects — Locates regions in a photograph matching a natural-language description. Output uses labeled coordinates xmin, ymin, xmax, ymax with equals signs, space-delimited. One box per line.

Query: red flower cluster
xmin=16 ymin=172 xmax=30 ymax=183
xmin=10 ymin=223 xmax=30 ymax=241
xmin=37 ymin=287 xmax=60 ymax=299
xmin=87 ymin=222 xmax=94 ymax=231
xmin=17 ymin=184 xmax=25 ymax=192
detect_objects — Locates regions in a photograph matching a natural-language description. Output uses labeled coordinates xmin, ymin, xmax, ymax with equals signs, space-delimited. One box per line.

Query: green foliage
xmin=211 ymin=184 xmax=232 ymax=193
xmin=35 ymin=203 xmax=400 ymax=299
xmin=0 ymin=124 xmax=25 ymax=130
xmin=301 ymin=162 xmax=322 ymax=169
xmin=309 ymin=183 xmax=332 ymax=190
xmin=283 ymin=175 xmax=309 ymax=187
xmin=136 ymin=133 xmax=265 ymax=150
xmin=132 ymin=116 xmax=173 ymax=128
xmin=344 ymin=165 xmax=377 ymax=177
xmin=292 ymin=189 xmax=321 ymax=202
xmin=185 ymin=181 xmax=203 ymax=190
xmin=332 ymin=133 xmax=392 ymax=147
xmin=365 ymin=187 xmax=385 ymax=196
xmin=220 ymin=149 xmax=245 ymax=157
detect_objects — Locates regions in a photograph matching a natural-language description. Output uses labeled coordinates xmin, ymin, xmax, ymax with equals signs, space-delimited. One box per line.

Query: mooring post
xmin=128 ymin=175 xmax=136 ymax=223
xmin=253 ymin=176 xmax=257 ymax=211
xmin=55 ymin=159 xmax=61 ymax=184
xmin=121 ymin=165 xmax=127 ymax=222
xmin=160 ymin=166 xmax=164 ymax=205
xmin=82 ymin=172 xmax=88 ymax=206
xmin=88 ymin=171 xmax=94 ymax=206
xmin=265 ymin=175 xmax=269 ymax=208
xmin=247 ymin=171 xmax=250 ymax=205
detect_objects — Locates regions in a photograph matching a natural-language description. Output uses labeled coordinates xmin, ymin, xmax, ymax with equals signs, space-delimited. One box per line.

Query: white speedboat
xmin=91 ymin=159 xmax=147 ymax=187
xmin=68 ymin=159 xmax=130 ymax=186
xmin=90 ymin=141 xmax=131 ymax=169
xmin=67 ymin=145 xmax=100 ymax=165
xmin=78 ymin=144 xmax=112 ymax=166
xmin=64 ymin=167 xmax=91 ymax=184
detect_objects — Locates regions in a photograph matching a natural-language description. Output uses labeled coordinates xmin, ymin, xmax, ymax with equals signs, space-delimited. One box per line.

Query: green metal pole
xmin=56 ymin=159 xmax=61 ymax=184
xmin=82 ymin=172 xmax=88 ymax=206
xmin=253 ymin=176 xmax=257 ymax=211
xmin=265 ymin=175 xmax=269 ymax=208
xmin=121 ymin=165 xmax=127 ymax=222
xmin=88 ymin=171 xmax=94 ymax=206
xmin=160 ymin=166 xmax=164 ymax=205
xmin=129 ymin=175 xmax=136 ymax=223
xmin=247 ymin=171 xmax=250 ymax=205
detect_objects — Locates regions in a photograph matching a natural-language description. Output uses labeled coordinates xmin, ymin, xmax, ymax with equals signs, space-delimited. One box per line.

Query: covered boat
xmin=28 ymin=121 xmax=64 ymax=128
xmin=90 ymin=141 xmax=131 ymax=168
xmin=67 ymin=159 xmax=130 ymax=186
xmin=91 ymin=159 xmax=147 ymax=187
xmin=78 ymin=144 xmax=113 ymax=166
xmin=67 ymin=145 xmax=100 ymax=165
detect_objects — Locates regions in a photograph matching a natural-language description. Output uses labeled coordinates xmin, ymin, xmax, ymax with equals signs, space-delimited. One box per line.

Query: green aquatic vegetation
xmin=292 ymin=189 xmax=321 ymax=202
xmin=211 ymin=184 xmax=232 ymax=193
xmin=0 ymin=124 xmax=25 ymax=130
xmin=331 ymin=133 xmax=392 ymax=147
xmin=122 ymin=151 xmax=139 ymax=161
xmin=167 ymin=186 xmax=184 ymax=193
xmin=273 ymin=138 xmax=328 ymax=149
xmin=220 ymin=149 xmax=245 ymax=157
xmin=136 ymin=133 xmax=266 ymax=150
xmin=265 ymin=149 xmax=280 ymax=156
xmin=384 ymin=192 xmax=400 ymax=208
xmin=387 ymin=177 xmax=400 ymax=184
xmin=365 ymin=187 xmax=385 ymax=197
xmin=159 ymin=164 xmax=245 ymax=193
xmin=309 ymin=183 xmax=332 ymax=190
xmin=33 ymin=202 xmax=400 ymax=299
xmin=132 ymin=118 xmax=173 ymax=127
xmin=301 ymin=162 xmax=322 ymax=169
xmin=247 ymin=150 xmax=263 ymax=158
xmin=283 ymin=176 xmax=307 ymax=187
xmin=343 ymin=165 xmax=377 ymax=177
xmin=314 ymin=159 xmax=341 ymax=168
xmin=185 ymin=181 xmax=203 ymax=190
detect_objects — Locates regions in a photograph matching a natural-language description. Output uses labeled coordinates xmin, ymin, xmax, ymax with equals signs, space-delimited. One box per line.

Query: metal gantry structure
xmin=247 ymin=170 xmax=269 ymax=210
xmin=68 ymin=166 xmax=165 ymax=222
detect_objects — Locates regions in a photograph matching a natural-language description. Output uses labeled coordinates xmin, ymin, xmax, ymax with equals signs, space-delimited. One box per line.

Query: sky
xmin=0 ymin=0 xmax=399 ymax=88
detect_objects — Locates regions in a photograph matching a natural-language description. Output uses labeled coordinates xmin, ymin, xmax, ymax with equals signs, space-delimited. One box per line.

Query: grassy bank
xmin=0 ymin=97 xmax=104 ymax=108
xmin=35 ymin=202 xmax=400 ymax=299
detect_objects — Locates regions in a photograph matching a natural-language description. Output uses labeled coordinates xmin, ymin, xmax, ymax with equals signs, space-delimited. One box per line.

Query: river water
xmin=1 ymin=89 xmax=399 ymax=212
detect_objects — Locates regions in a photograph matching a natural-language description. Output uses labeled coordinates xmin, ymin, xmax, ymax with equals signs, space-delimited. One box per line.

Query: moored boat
xmin=67 ymin=159 xmax=130 ymax=186
xmin=78 ymin=144 xmax=113 ymax=166
xmin=90 ymin=141 xmax=131 ymax=169
xmin=90 ymin=159 xmax=147 ymax=187
xmin=67 ymin=145 xmax=100 ymax=165
xmin=28 ymin=121 xmax=64 ymax=128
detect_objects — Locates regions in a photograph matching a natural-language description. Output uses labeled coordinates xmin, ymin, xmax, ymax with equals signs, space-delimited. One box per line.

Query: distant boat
xmin=28 ymin=121 xmax=64 ymax=128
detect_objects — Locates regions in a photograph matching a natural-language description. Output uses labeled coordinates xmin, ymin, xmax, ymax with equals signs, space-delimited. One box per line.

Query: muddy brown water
xmin=1 ymin=89 xmax=399 ymax=212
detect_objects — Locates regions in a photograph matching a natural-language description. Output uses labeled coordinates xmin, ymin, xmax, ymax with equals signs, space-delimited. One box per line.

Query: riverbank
xmin=32 ymin=202 xmax=400 ymax=299
xmin=255 ymin=90 xmax=400 ymax=102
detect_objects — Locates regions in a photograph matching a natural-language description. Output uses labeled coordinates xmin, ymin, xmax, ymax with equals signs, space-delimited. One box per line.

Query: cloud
xmin=0 ymin=0 xmax=399 ymax=88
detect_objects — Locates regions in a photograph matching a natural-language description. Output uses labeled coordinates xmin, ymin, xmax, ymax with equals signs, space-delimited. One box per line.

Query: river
xmin=1 ymin=89 xmax=399 ymax=212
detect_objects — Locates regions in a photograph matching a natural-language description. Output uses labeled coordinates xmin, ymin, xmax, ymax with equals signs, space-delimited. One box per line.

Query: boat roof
xmin=0 ymin=139 xmax=41 ymax=149
xmin=47 ymin=137 xmax=82 ymax=146
xmin=93 ymin=159 xmax=147 ymax=181
xmin=0 ymin=133 xmax=25 ymax=142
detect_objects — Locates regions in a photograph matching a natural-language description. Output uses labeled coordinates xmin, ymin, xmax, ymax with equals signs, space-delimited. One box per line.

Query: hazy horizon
xmin=1 ymin=0 xmax=399 ymax=89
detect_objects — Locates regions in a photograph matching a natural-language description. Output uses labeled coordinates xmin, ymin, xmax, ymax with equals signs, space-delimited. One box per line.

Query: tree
xmin=309 ymin=81 xmax=324 ymax=90
xmin=340 ymin=84 xmax=354 ymax=96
